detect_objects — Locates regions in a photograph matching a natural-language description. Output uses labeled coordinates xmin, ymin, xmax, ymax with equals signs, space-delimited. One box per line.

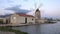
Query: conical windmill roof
xmin=36 ymin=9 xmax=40 ymax=12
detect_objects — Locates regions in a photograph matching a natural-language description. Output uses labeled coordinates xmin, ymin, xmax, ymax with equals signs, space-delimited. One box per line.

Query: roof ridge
xmin=16 ymin=13 xmax=34 ymax=18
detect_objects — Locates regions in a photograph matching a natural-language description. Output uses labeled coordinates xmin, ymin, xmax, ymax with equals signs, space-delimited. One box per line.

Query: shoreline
xmin=0 ymin=26 xmax=28 ymax=34
xmin=0 ymin=23 xmax=41 ymax=27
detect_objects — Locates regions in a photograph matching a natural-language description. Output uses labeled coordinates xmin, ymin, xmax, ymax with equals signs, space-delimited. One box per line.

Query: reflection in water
xmin=12 ymin=22 xmax=60 ymax=34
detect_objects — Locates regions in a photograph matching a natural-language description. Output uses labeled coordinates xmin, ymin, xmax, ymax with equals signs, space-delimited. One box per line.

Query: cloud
xmin=5 ymin=5 xmax=30 ymax=14
xmin=0 ymin=10 xmax=15 ymax=15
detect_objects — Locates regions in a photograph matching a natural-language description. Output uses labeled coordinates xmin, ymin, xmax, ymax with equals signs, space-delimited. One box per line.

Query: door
xmin=25 ymin=18 xmax=27 ymax=24
xmin=6 ymin=19 xmax=8 ymax=24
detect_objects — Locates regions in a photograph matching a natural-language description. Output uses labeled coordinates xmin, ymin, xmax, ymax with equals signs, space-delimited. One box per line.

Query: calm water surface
xmin=12 ymin=22 xmax=60 ymax=34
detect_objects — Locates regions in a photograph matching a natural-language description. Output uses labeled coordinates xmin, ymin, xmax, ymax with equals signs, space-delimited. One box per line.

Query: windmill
xmin=28 ymin=2 xmax=43 ymax=19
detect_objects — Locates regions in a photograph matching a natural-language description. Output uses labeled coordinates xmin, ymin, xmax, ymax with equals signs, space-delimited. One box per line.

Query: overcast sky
xmin=0 ymin=0 xmax=60 ymax=18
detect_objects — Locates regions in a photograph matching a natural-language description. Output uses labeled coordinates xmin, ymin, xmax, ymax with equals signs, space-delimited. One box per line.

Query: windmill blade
xmin=42 ymin=10 xmax=44 ymax=13
xmin=29 ymin=8 xmax=35 ymax=12
xmin=33 ymin=0 xmax=37 ymax=9
xmin=34 ymin=2 xmax=37 ymax=9
xmin=41 ymin=10 xmax=45 ymax=17
xmin=29 ymin=7 xmax=36 ymax=16
xmin=38 ymin=9 xmax=44 ymax=15
xmin=38 ymin=3 xmax=43 ymax=9
xmin=27 ymin=9 xmax=35 ymax=16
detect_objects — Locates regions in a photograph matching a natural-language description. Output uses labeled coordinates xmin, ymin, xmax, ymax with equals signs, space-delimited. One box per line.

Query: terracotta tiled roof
xmin=16 ymin=13 xmax=34 ymax=18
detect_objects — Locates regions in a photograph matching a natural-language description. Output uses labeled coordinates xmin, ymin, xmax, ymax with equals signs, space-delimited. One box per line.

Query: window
xmin=32 ymin=19 xmax=34 ymax=20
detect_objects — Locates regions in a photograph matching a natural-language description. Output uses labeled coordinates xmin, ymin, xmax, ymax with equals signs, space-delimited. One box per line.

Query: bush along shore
xmin=0 ymin=26 xmax=28 ymax=34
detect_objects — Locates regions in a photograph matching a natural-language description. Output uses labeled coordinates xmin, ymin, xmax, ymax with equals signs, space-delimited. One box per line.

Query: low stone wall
xmin=35 ymin=19 xmax=48 ymax=23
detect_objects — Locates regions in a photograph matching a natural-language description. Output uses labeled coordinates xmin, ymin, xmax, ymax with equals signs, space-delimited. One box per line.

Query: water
xmin=12 ymin=22 xmax=60 ymax=34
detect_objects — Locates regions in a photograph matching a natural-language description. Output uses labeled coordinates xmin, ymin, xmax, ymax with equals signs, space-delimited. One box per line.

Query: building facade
xmin=10 ymin=13 xmax=35 ymax=24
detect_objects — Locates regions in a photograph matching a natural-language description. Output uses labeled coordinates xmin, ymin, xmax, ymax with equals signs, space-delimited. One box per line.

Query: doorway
xmin=6 ymin=19 xmax=8 ymax=24
xmin=25 ymin=18 xmax=27 ymax=24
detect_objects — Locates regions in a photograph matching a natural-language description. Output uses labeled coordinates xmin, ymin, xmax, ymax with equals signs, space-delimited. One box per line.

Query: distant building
xmin=0 ymin=18 xmax=6 ymax=24
xmin=0 ymin=15 xmax=11 ymax=24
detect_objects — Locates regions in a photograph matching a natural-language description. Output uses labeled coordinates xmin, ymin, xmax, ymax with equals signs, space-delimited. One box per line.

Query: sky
xmin=0 ymin=0 xmax=60 ymax=18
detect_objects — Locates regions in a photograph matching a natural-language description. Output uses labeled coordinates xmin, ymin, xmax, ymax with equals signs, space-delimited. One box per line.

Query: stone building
xmin=10 ymin=13 xmax=35 ymax=24
xmin=0 ymin=15 xmax=11 ymax=24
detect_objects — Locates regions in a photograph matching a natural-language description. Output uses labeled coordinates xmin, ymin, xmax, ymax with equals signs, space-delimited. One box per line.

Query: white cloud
xmin=0 ymin=10 xmax=15 ymax=15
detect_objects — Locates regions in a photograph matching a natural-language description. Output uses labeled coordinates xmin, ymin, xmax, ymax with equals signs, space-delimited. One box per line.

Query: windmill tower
xmin=34 ymin=3 xmax=42 ymax=19
xmin=29 ymin=2 xmax=43 ymax=19
xmin=29 ymin=1 xmax=43 ymax=23
xmin=35 ymin=8 xmax=41 ymax=19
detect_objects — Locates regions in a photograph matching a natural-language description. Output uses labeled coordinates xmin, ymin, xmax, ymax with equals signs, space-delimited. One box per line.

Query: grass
xmin=0 ymin=26 xmax=28 ymax=34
